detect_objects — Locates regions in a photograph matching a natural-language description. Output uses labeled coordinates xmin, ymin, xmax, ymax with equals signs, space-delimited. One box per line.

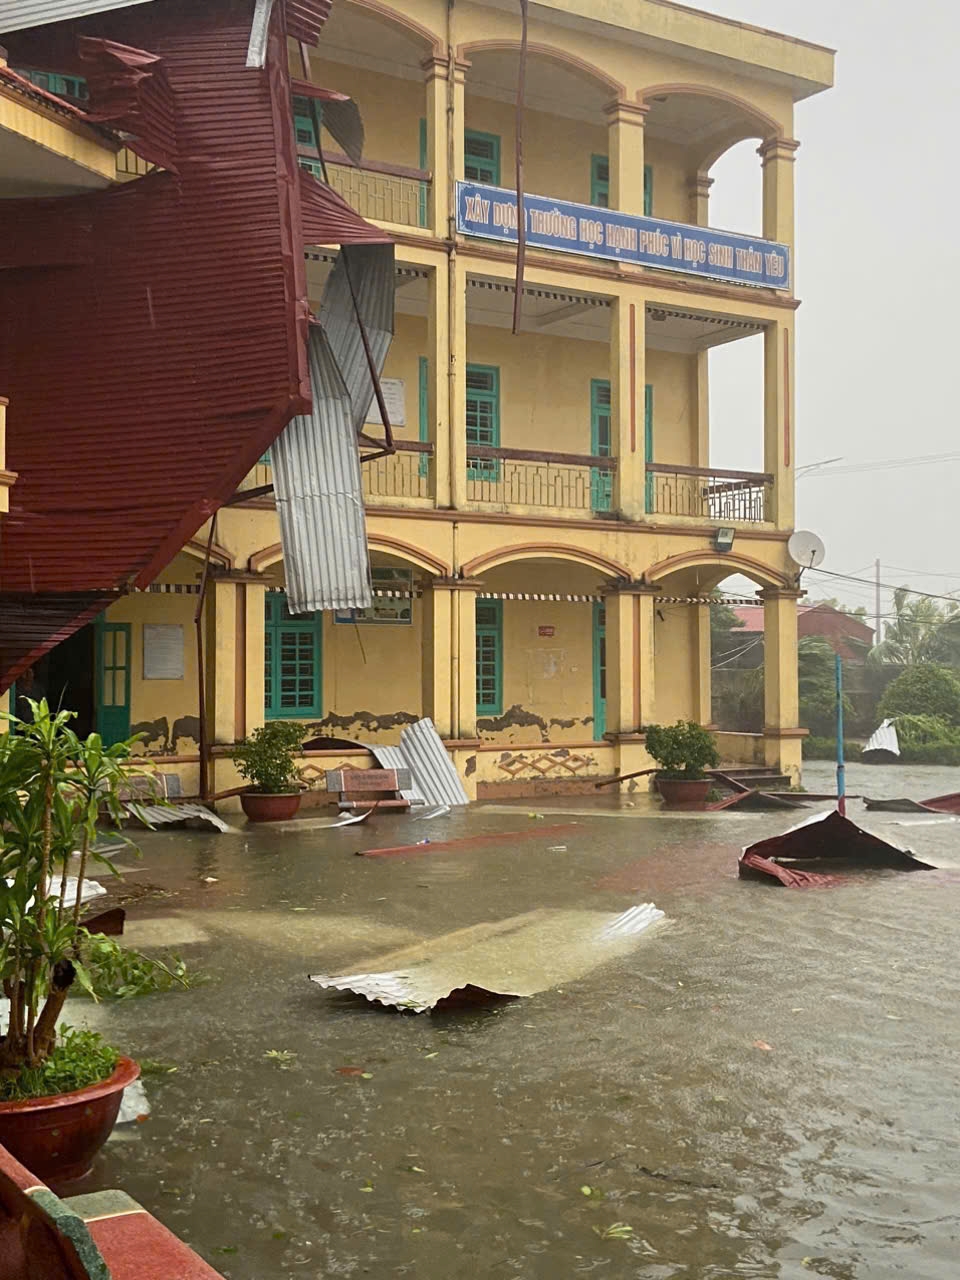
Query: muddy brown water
xmin=73 ymin=766 xmax=960 ymax=1278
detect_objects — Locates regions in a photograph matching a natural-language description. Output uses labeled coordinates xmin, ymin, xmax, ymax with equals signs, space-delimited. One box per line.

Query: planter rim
xmin=0 ymin=1055 xmax=139 ymax=1115
xmin=242 ymin=788 xmax=302 ymax=796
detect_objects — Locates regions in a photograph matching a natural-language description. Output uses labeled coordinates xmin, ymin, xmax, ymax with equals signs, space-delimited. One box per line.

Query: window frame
xmin=264 ymin=591 xmax=323 ymax=720
xmin=590 ymin=154 xmax=609 ymax=208
xmin=590 ymin=378 xmax=613 ymax=513
xmin=466 ymin=363 xmax=501 ymax=482
xmin=475 ymin=599 xmax=503 ymax=716
xmin=464 ymin=129 xmax=501 ymax=185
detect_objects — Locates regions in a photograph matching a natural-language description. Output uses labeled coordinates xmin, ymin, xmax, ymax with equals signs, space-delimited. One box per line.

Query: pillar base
xmin=762 ymin=728 xmax=806 ymax=785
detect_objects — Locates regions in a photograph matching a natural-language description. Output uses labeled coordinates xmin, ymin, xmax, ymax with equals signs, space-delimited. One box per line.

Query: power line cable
xmin=809 ymin=567 xmax=960 ymax=607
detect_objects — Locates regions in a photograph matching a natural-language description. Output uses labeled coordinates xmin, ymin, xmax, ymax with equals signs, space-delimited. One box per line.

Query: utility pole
xmin=875 ymin=558 xmax=882 ymax=647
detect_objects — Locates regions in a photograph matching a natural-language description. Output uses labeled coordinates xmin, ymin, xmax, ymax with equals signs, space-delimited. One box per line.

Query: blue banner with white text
xmin=456 ymin=181 xmax=790 ymax=290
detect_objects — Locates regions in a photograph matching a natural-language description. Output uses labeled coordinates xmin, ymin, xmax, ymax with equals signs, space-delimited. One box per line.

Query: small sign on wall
xmin=143 ymin=624 xmax=184 ymax=680
xmin=364 ymin=377 xmax=406 ymax=427
xmin=538 ymin=625 xmax=555 ymax=638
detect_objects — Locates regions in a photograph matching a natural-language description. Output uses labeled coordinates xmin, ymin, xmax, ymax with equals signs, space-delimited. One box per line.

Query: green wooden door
xmin=590 ymin=379 xmax=612 ymax=512
xmin=466 ymin=365 xmax=500 ymax=481
xmin=96 ymin=620 xmax=131 ymax=746
xmin=592 ymin=603 xmax=606 ymax=739
xmin=644 ymin=384 xmax=654 ymax=513
xmin=475 ymin=600 xmax=503 ymax=715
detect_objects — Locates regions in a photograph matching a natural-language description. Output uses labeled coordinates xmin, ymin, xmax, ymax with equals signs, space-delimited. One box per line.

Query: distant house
xmin=731 ymin=603 xmax=874 ymax=662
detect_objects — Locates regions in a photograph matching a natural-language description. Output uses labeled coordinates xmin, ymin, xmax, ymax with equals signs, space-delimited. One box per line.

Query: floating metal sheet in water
xmin=319 ymin=244 xmax=395 ymax=436
xmin=124 ymin=802 xmax=231 ymax=833
xmin=308 ymin=903 xmax=666 ymax=1012
xmin=272 ymin=325 xmax=372 ymax=612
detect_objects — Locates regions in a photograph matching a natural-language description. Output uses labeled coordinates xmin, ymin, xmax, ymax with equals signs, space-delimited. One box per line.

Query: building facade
xmin=3 ymin=0 xmax=835 ymax=799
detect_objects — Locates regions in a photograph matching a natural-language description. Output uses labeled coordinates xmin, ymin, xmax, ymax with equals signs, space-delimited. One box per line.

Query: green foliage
xmin=75 ymin=932 xmax=201 ymax=1000
xmin=232 ymin=722 xmax=305 ymax=794
xmin=873 ymin=587 xmax=960 ymax=666
xmin=644 ymin=721 xmax=720 ymax=781
xmin=901 ymin=742 xmax=960 ymax=766
xmin=709 ymin=595 xmax=746 ymax=637
xmin=802 ymin=737 xmax=862 ymax=762
xmin=0 ymin=1026 xmax=118 ymax=1102
xmin=893 ymin=713 xmax=960 ymax=749
xmin=798 ymin=637 xmax=852 ymax=738
xmin=0 ymin=700 xmax=155 ymax=1079
xmin=878 ymin=666 xmax=960 ymax=727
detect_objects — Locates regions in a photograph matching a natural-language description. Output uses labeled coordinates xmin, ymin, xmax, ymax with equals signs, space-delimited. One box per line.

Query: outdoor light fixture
xmin=714 ymin=527 xmax=736 ymax=553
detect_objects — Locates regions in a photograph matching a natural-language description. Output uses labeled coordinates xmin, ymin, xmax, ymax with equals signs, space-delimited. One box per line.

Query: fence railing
xmin=646 ymin=463 xmax=772 ymax=523
xmin=362 ymin=442 xmax=433 ymax=501
xmin=301 ymin=152 xmax=430 ymax=229
xmin=466 ymin=446 xmax=617 ymax=513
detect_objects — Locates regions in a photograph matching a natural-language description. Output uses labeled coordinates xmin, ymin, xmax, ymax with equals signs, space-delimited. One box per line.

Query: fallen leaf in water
xmin=753 ymin=1041 xmax=774 ymax=1052
xmin=580 ymin=1185 xmax=593 ymax=1196
xmin=423 ymin=1052 xmax=438 ymax=1059
xmin=361 ymin=1072 xmax=374 ymax=1079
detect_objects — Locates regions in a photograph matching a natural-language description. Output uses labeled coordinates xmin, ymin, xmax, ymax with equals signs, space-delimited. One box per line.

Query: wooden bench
xmin=326 ymin=768 xmax=412 ymax=812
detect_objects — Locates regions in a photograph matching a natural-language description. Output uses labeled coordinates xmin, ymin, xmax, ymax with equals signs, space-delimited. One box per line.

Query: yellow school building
xmin=3 ymin=0 xmax=835 ymax=800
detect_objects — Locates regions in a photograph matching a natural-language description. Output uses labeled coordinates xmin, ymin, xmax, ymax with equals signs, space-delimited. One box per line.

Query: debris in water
xmin=308 ymin=903 xmax=665 ymax=1013
xmin=740 ymin=810 xmax=936 ymax=887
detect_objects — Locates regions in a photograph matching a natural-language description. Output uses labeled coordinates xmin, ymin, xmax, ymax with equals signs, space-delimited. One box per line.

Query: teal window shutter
xmin=591 ymin=155 xmax=610 ymax=208
xmin=264 ymin=591 xmax=322 ymax=719
xmin=476 ymin=600 xmax=503 ymax=715
xmin=466 ymin=364 xmax=500 ymax=481
xmin=292 ymin=94 xmax=321 ymax=152
xmin=590 ymin=379 xmax=612 ymax=513
xmin=464 ymin=130 xmax=501 ymax=184
xmin=643 ymin=164 xmax=653 ymax=217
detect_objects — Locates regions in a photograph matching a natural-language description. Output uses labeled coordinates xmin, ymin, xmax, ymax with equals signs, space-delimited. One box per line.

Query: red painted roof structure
xmin=0 ymin=0 xmax=385 ymax=691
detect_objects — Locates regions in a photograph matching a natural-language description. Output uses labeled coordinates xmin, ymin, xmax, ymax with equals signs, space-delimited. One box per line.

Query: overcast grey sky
xmin=698 ymin=0 xmax=957 ymax=627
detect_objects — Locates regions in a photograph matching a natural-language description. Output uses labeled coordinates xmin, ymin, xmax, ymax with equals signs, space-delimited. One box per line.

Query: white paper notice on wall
xmin=363 ymin=377 xmax=406 ymax=427
xmin=143 ymin=624 xmax=185 ymax=680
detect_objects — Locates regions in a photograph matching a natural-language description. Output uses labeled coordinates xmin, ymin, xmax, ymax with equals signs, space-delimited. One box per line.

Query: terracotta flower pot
xmin=655 ymin=777 xmax=712 ymax=809
xmin=240 ymin=790 xmax=302 ymax=822
xmin=0 ymin=1056 xmax=140 ymax=1186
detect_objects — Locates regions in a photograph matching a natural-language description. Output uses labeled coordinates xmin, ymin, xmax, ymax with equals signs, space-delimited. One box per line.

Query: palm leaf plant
xmin=0 ymin=698 xmax=150 ymax=1079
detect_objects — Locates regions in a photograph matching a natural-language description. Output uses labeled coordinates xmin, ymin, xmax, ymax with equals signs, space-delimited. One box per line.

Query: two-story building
xmin=4 ymin=0 xmax=835 ymax=800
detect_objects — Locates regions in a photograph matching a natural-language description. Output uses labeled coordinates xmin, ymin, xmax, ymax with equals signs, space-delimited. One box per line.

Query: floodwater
xmin=74 ymin=764 xmax=960 ymax=1279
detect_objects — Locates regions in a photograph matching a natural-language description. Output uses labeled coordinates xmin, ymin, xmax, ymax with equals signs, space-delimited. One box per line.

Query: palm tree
xmin=872 ymin=587 xmax=960 ymax=666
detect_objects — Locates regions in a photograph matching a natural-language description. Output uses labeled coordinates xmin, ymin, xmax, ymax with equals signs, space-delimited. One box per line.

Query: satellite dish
xmin=788 ymin=530 xmax=826 ymax=570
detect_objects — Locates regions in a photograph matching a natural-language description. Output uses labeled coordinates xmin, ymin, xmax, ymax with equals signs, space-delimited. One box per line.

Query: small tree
xmin=644 ymin=721 xmax=720 ymax=780
xmin=232 ymin=722 xmax=305 ymax=794
xmin=798 ymin=636 xmax=852 ymax=737
xmin=878 ymin=666 xmax=960 ymax=727
xmin=0 ymin=700 xmax=148 ymax=1075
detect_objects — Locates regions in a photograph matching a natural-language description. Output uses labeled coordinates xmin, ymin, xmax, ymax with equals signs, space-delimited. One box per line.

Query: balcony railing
xmin=362 ymin=441 xmax=433 ymax=502
xmin=467 ymin=446 xmax=617 ymax=514
xmin=646 ymin=463 xmax=772 ymax=523
xmin=301 ymin=152 xmax=430 ymax=229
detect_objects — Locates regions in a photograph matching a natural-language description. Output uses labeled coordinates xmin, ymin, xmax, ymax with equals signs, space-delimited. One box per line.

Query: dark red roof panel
xmin=299 ymin=166 xmax=392 ymax=246
xmin=284 ymin=0 xmax=333 ymax=44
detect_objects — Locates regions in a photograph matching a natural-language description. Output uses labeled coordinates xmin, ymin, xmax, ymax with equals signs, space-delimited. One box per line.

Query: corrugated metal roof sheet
xmin=399 ymin=718 xmax=470 ymax=807
xmin=299 ymin=168 xmax=390 ymax=247
xmin=272 ymin=326 xmax=372 ymax=613
xmin=862 ymin=719 xmax=900 ymax=757
xmin=319 ymin=243 xmax=395 ymax=435
xmin=0 ymin=0 xmax=155 ymax=33
xmin=284 ymin=0 xmax=333 ymax=44
xmin=0 ymin=0 xmax=312 ymax=687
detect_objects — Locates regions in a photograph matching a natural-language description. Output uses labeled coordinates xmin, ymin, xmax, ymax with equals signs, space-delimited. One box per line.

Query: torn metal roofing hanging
xmin=271 ymin=326 xmax=373 ymax=613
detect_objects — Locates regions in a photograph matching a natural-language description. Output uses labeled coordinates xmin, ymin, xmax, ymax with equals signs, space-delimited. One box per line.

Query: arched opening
xmin=461 ymin=43 xmax=621 ymax=206
xmin=298 ymin=1 xmax=440 ymax=229
xmin=254 ymin=545 xmax=437 ymax=743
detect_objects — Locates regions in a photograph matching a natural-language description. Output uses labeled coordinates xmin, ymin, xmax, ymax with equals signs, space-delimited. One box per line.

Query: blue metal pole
xmin=835 ymin=654 xmax=846 ymax=817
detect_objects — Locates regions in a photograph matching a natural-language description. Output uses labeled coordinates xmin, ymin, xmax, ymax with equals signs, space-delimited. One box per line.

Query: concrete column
xmin=604 ymin=100 xmax=647 ymax=214
xmin=206 ymin=579 xmax=237 ymax=745
xmin=762 ymin=587 xmax=803 ymax=782
xmin=243 ymin=579 xmax=267 ymax=740
xmin=421 ymin=581 xmax=454 ymax=737
xmin=687 ymin=172 xmax=713 ymax=227
xmin=638 ymin=589 xmax=657 ymax=728
xmin=604 ymin=590 xmax=638 ymax=737
xmin=693 ymin=349 xmax=710 ymax=468
xmin=759 ymin=138 xmax=799 ymax=255
xmin=452 ymin=60 xmax=467 ymax=183
xmin=693 ymin=603 xmax=712 ymax=725
xmin=764 ymin=319 xmax=795 ymax=530
xmin=449 ymin=253 xmax=468 ymax=510
xmin=611 ymin=292 xmax=646 ymax=520
xmin=427 ymin=264 xmax=451 ymax=507
xmin=422 ymin=58 xmax=450 ymax=238
xmin=447 ymin=578 xmax=479 ymax=739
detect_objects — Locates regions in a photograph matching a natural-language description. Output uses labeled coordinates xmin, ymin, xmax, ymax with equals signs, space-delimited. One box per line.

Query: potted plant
xmin=233 ymin=721 xmax=305 ymax=822
xmin=0 ymin=699 xmax=148 ymax=1184
xmin=644 ymin=720 xmax=720 ymax=809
